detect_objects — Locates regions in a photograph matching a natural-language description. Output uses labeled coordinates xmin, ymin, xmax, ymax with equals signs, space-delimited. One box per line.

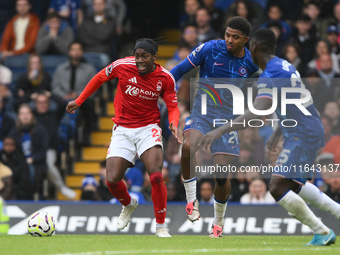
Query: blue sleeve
xmin=170 ymin=42 xmax=211 ymax=81
xmin=75 ymin=0 xmax=81 ymax=9
xmin=170 ymin=57 xmax=195 ymax=81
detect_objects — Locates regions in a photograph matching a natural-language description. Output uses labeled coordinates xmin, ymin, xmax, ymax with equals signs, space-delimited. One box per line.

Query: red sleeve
xmin=162 ymin=71 xmax=180 ymax=127
xmin=75 ymin=60 xmax=122 ymax=105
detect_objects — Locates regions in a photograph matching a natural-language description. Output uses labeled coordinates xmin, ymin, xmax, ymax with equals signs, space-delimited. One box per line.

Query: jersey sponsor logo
xmin=106 ymin=65 xmax=113 ymax=77
xmin=125 ymin=85 xmax=139 ymax=96
xmin=257 ymin=83 xmax=267 ymax=89
xmin=156 ymin=80 xmax=162 ymax=91
xmin=125 ymin=85 xmax=160 ymax=99
xmin=239 ymin=66 xmax=248 ymax=76
xmin=129 ymin=77 xmax=137 ymax=83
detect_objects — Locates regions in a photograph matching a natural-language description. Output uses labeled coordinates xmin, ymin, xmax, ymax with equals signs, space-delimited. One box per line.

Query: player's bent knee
xmin=106 ymin=172 xmax=122 ymax=184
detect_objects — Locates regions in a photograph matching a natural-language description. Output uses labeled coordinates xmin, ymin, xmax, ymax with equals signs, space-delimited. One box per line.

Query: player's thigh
xmin=182 ymin=129 xmax=203 ymax=154
xmin=106 ymin=157 xmax=131 ymax=183
xmin=140 ymin=145 xmax=163 ymax=175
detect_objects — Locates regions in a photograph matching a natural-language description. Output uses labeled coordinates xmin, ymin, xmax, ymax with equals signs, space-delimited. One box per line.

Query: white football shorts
xmin=106 ymin=123 xmax=163 ymax=165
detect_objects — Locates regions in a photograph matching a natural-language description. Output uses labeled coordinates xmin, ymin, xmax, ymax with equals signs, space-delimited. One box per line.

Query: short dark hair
xmin=226 ymin=16 xmax=251 ymax=36
xmin=251 ymin=28 xmax=276 ymax=54
xmin=46 ymin=11 xmax=60 ymax=20
xmin=68 ymin=41 xmax=84 ymax=51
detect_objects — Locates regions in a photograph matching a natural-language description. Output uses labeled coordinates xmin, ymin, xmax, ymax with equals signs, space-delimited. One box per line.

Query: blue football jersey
xmin=256 ymin=57 xmax=324 ymax=146
xmin=171 ymin=39 xmax=258 ymax=119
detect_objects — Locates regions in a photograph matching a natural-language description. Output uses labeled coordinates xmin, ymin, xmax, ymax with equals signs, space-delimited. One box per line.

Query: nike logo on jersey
xmin=129 ymin=77 xmax=137 ymax=83
xmin=213 ymin=61 xmax=224 ymax=66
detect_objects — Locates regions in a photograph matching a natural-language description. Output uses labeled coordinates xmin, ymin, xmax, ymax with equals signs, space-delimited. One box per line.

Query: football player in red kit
xmin=66 ymin=38 xmax=181 ymax=237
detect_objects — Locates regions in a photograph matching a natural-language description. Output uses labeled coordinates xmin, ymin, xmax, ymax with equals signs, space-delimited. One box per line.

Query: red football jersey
xmin=76 ymin=56 xmax=179 ymax=128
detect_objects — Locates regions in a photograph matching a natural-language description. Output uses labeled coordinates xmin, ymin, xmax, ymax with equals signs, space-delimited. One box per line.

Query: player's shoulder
xmin=261 ymin=57 xmax=293 ymax=78
xmin=159 ymin=65 xmax=176 ymax=85
xmin=111 ymin=56 xmax=136 ymax=68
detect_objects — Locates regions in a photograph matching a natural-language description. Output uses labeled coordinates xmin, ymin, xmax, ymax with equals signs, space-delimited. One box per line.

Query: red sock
xmin=106 ymin=180 xmax=131 ymax=206
xmin=149 ymin=172 xmax=167 ymax=224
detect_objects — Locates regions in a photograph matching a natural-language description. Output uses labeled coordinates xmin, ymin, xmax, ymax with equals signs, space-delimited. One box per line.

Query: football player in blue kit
xmin=170 ymin=16 xmax=258 ymax=237
xmin=200 ymin=28 xmax=339 ymax=245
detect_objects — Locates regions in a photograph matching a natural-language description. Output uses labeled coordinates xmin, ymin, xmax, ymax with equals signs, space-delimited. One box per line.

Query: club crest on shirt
xmin=239 ymin=66 xmax=247 ymax=76
xmin=156 ymin=80 xmax=162 ymax=91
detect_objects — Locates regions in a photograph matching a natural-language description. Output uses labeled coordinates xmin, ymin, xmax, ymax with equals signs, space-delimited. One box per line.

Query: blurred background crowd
xmin=0 ymin=0 xmax=339 ymax=204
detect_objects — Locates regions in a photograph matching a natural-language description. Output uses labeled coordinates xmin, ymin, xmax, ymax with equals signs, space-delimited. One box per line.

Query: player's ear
xmin=153 ymin=54 xmax=158 ymax=61
xmin=244 ymin=36 xmax=250 ymax=44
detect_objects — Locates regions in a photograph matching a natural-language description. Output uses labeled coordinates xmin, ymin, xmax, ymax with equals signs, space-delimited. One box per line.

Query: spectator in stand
xmin=0 ymin=68 xmax=15 ymax=121
xmin=35 ymin=11 xmax=74 ymax=55
xmin=81 ymin=174 xmax=100 ymax=201
xmin=265 ymin=20 xmax=285 ymax=56
xmin=180 ymin=0 xmax=200 ymax=29
xmin=291 ymin=14 xmax=318 ymax=65
xmin=195 ymin=7 xmax=219 ymax=45
xmin=304 ymin=69 xmax=333 ymax=113
xmin=0 ymin=0 xmax=40 ymax=59
xmin=282 ymin=42 xmax=306 ymax=76
xmin=240 ymin=178 xmax=276 ymax=204
xmin=326 ymin=25 xmax=340 ymax=56
xmin=321 ymin=114 xmax=334 ymax=143
xmin=166 ymin=182 xmax=183 ymax=202
xmin=0 ymin=136 xmax=33 ymax=199
xmin=324 ymin=3 xmax=340 ymax=40
xmin=0 ymin=97 xmax=15 ymax=151
xmin=0 ymin=65 xmax=15 ymax=149
xmin=179 ymin=24 xmax=199 ymax=52
xmin=261 ymin=3 xmax=292 ymax=42
xmin=202 ymin=0 xmax=224 ymax=35
xmin=323 ymin=101 xmax=340 ymax=133
xmin=48 ymin=0 xmax=83 ymax=34
xmin=225 ymin=0 xmax=264 ymax=32
xmin=199 ymin=179 xmax=214 ymax=204
xmin=0 ymin=162 xmax=12 ymax=200
xmin=51 ymin=42 xmax=97 ymax=144
xmin=9 ymin=104 xmax=49 ymax=200
xmin=303 ymin=1 xmax=327 ymax=39
xmin=308 ymin=40 xmax=340 ymax=73
xmin=33 ymin=93 xmax=76 ymax=199
xmin=317 ymin=53 xmax=340 ymax=98
xmin=14 ymin=54 xmax=52 ymax=110
xmin=324 ymin=170 xmax=340 ymax=202
xmin=77 ymin=0 xmax=116 ymax=63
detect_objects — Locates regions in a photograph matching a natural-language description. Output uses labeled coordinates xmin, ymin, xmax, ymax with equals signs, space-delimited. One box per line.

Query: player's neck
xmin=259 ymin=54 xmax=275 ymax=70
xmin=231 ymin=47 xmax=245 ymax=58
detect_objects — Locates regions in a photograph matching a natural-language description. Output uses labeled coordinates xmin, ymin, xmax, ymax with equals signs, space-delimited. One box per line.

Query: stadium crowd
xmin=0 ymin=0 xmax=339 ymax=203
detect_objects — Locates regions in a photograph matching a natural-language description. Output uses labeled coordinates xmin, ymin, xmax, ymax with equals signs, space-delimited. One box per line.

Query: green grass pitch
xmin=1 ymin=235 xmax=339 ymax=255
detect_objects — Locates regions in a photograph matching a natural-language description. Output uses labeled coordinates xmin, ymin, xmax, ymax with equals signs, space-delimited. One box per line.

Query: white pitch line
xmin=51 ymin=247 xmax=340 ymax=255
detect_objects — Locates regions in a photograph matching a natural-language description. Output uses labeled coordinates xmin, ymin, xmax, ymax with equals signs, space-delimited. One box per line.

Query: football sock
xmin=156 ymin=223 xmax=165 ymax=228
xmin=213 ymin=198 xmax=228 ymax=226
xmin=298 ymin=182 xmax=340 ymax=219
xmin=183 ymin=177 xmax=197 ymax=203
xmin=106 ymin=180 xmax=131 ymax=206
xmin=278 ymin=190 xmax=330 ymax=235
xmin=150 ymin=172 xmax=167 ymax=224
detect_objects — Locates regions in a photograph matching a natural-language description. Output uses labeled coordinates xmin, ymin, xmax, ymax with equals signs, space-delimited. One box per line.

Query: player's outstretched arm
xmin=199 ymin=97 xmax=273 ymax=153
xmin=169 ymin=122 xmax=182 ymax=144
xmin=66 ymin=101 xmax=80 ymax=114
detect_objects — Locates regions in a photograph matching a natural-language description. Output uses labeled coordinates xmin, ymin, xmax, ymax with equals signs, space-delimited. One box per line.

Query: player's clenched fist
xmin=66 ymin=100 xmax=80 ymax=114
